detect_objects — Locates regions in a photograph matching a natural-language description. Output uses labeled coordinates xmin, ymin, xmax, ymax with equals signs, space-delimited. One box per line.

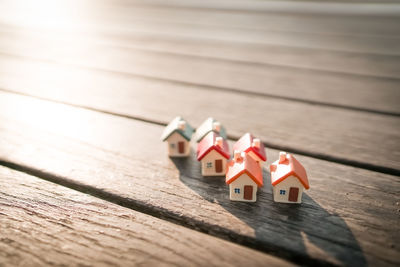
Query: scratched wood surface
xmin=0 ymin=166 xmax=293 ymax=267
xmin=1 ymin=38 xmax=400 ymax=116
xmin=0 ymin=58 xmax=399 ymax=174
xmin=1 ymin=26 xmax=400 ymax=80
xmin=0 ymin=92 xmax=399 ymax=266
xmin=0 ymin=0 xmax=400 ymax=114
xmin=0 ymin=0 xmax=399 ymax=266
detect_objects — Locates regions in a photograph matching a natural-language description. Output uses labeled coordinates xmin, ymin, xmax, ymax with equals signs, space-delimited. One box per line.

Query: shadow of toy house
xmin=170 ymin=152 xmax=366 ymax=266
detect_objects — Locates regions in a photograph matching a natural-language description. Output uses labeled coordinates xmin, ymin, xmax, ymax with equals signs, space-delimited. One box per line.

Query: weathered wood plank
xmin=0 ymin=92 xmax=398 ymax=266
xmin=2 ymin=0 xmax=400 ymax=37
xmin=83 ymin=1 xmax=400 ymax=37
xmin=0 ymin=59 xmax=399 ymax=173
xmin=0 ymin=166 xmax=292 ymax=267
xmin=122 ymin=0 xmax=400 ymax=17
xmin=2 ymin=26 xmax=399 ymax=79
xmin=0 ymin=33 xmax=399 ymax=115
xmin=0 ymin=0 xmax=400 ymax=55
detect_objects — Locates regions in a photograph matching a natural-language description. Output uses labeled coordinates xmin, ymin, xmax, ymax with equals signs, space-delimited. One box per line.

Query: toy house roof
xmin=161 ymin=116 xmax=194 ymax=142
xmin=197 ymin=132 xmax=230 ymax=161
xmin=226 ymin=153 xmax=263 ymax=187
xmin=270 ymin=153 xmax=309 ymax=189
xmin=233 ymin=133 xmax=266 ymax=161
xmin=195 ymin=117 xmax=227 ymax=142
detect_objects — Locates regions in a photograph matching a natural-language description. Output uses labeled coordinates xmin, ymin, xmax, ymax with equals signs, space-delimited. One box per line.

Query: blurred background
xmin=0 ymin=0 xmax=399 ymax=171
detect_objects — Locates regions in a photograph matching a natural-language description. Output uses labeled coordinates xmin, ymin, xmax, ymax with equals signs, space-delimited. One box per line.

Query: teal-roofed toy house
xmin=161 ymin=117 xmax=194 ymax=157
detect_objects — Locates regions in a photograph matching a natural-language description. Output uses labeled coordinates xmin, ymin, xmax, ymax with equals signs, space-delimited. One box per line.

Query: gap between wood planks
xmin=1 ymin=90 xmax=398 ymax=266
xmin=0 ymin=165 xmax=295 ymax=267
xmin=3 ymin=1 xmax=400 ymax=39
xmin=3 ymin=27 xmax=400 ymax=80
xmin=98 ymin=0 xmax=400 ymax=17
xmin=3 ymin=24 xmax=400 ymax=58
xmin=2 ymin=20 xmax=400 ymax=57
xmin=1 ymin=51 xmax=399 ymax=118
xmin=0 ymin=87 xmax=399 ymax=178
xmin=94 ymin=45 xmax=400 ymax=82
xmin=0 ymin=159 xmax=334 ymax=267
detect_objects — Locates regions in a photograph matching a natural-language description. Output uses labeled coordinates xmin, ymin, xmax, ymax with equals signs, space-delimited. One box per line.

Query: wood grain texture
xmin=120 ymin=0 xmax=400 ymax=17
xmin=0 ymin=166 xmax=292 ymax=267
xmin=0 ymin=92 xmax=399 ymax=266
xmin=1 ymin=13 xmax=399 ymax=55
xmin=1 ymin=0 xmax=400 ymax=111
xmin=2 ymin=0 xmax=400 ymax=38
xmin=2 ymin=26 xmax=400 ymax=79
xmin=0 ymin=0 xmax=400 ymax=112
xmin=0 ymin=34 xmax=399 ymax=115
xmin=0 ymin=59 xmax=399 ymax=173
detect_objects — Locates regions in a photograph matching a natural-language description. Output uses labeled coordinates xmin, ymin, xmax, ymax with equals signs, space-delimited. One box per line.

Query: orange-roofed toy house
xmin=197 ymin=132 xmax=230 ymax=176
xmin=226 ymin=152 xmax=263 ymax=202
xmin=233 ymin=133 xmax=266 ymax=168
xmin=270 ymin=152 xmax=310 ymax=203
xmin=161 ymin=117 xmax=194 ymax=157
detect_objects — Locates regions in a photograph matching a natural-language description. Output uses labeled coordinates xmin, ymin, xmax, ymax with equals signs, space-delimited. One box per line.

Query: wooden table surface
xmin=0 ymin=0 xmax=399 ymax=266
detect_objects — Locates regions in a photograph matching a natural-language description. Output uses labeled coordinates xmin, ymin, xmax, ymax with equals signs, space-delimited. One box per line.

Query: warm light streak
xmin=0 ymin=0 xmax=89 ymax=30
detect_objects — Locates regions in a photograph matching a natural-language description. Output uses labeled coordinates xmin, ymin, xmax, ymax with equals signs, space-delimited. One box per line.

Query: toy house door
xmin=178 ymin=142 xmax=185 ymax=154
xmin=215 ymin=159 xmax=223 ymax=173
xmin=289 ymin=187 xmax=299 ymax=202
xmin=244 ymin=186 xmax=253 ymax=200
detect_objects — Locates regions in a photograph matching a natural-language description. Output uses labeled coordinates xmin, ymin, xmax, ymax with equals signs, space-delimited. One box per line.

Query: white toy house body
xmin=166 ymin=131 xmax=190 ymax=157
xmin=226 ymin=152 xmax=263 ymax=202
xmin=161 ymin=117 xmax=194 ymax=157
xmin=270 ymin=152 xmax=310 ymax=203
xmin=197 ymin=132 xmax=230 ymax=176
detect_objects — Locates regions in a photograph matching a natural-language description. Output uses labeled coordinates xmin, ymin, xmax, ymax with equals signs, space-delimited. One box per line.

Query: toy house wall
xmin=273 ymin=176 xmax=304 ymax=203
xmin=201 ymin=150 xmax=227 ymax=176
xmin=167 ymin=132 xmax=190 ymax=157
xmin=229 ymin=174 xmax=258 ymax=202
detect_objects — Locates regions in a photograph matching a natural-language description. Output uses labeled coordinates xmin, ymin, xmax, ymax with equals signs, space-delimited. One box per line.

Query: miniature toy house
xmin=270 ymin=152 xmax=309 ymax=203
xmin=197 ymin=132 xmax=230 ymax=176
xmin=161 ymin=117 xmax=194 ymax=157
xmin=194 ymin=117 xmax=227 ymax=142
xmin=233 ymin=133 xmax=266 ymax=168
xmin=226 ymin=151 xmax=263 ymax=202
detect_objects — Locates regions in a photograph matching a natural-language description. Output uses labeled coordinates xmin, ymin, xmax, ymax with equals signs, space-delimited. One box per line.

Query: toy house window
xmin=170 ymin=143 xmax=175 ymax=148
xmin=207 ymin=162 xmax=212 ymax=168
xmin=280 ymin=190 xmax=286 ymax=195
xmin=234 ymin=188 xmax=240 ymax=194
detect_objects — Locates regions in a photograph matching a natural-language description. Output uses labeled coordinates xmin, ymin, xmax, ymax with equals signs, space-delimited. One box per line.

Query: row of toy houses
xmin=161 ymin=117 xmax=310 ymax=204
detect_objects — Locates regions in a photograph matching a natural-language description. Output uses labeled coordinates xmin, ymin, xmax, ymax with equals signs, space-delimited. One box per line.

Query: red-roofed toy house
xmin=197 ymin=132 xmax=230 ymax=176
xmin=233 ymin=133 xmax=266 ymax=168
xmin=270 ymin=152 xmax=310 ymax=203
xmin=226 ymin=151 xmax=263 ymax=202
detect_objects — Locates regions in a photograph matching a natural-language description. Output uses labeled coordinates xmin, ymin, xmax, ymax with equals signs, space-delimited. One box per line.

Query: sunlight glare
xmin=0 ymin=0 xmax=89 ymax=30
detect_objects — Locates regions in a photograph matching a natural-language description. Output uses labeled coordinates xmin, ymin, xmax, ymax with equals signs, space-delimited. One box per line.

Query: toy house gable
xmin=166 ymin=132 xmax=190 ymax=157
xmin=272 ymin=176 xmax=304 ymax=203
xmin=229 ymin=173 xmax=258 ymax=202
xmin=200 ymin=150 xmax=228 ymax=176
